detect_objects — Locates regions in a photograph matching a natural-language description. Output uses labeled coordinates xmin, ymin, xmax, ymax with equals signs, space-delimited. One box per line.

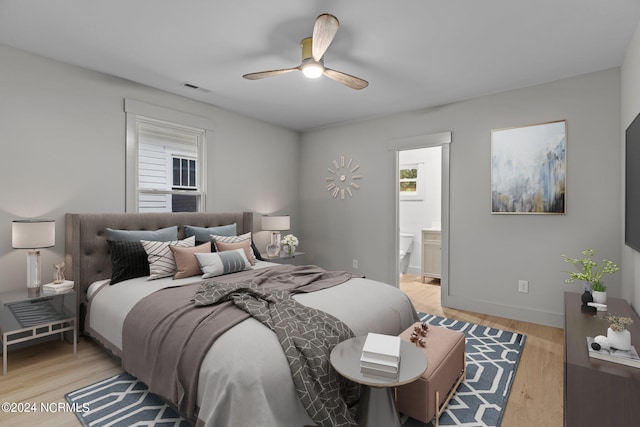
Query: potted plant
xmin=561 ymin=249 xmax=619 ymax=304
xmin=599 ymin=313 xmax=633 ymax=350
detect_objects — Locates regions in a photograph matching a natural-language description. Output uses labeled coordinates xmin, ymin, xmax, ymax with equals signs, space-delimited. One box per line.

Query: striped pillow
xmin=195 ymin=249 xmax=251 ymax=278
xmin=210 ymin=232 xmax=258 ymax=264
xmin=141 ymin=236 xmax=195 ymax=280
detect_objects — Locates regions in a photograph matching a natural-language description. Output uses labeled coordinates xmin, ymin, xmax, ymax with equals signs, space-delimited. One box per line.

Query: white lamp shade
xmin=12 ymin=219 xmax=56 ymax=249
xmin=262 ymin=215 xmax=290 ymax=231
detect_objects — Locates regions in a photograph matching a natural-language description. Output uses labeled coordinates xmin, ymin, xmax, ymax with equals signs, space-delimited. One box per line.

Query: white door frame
xmin=388 ymin=132 xmax=451 ymax=301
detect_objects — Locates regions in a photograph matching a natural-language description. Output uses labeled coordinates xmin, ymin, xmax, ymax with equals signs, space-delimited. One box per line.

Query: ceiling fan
xmin=243 ymin=13 xmax=368 ymax=90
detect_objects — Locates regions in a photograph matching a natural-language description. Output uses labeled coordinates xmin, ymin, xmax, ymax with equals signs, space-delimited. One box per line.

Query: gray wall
xmin=0 ymin=44 xmax=300 ymax=292
xmin=300 ymin=68 xmax=621 ymax=328
xmin=0 ymin=42 xmax=628 ymax=328
xmin=621 ymin=20 xmax=640 ymax=310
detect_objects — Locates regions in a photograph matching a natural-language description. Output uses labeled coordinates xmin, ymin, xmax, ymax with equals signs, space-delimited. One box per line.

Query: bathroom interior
xmin=399 ymin=146 xmax=442 ymax=284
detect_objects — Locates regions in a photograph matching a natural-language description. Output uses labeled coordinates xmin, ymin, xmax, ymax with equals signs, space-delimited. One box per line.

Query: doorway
xmin=389 ymin=132 xmax=450 ymax=301
xmin=398 ymin=147 xmax=441 ymax=279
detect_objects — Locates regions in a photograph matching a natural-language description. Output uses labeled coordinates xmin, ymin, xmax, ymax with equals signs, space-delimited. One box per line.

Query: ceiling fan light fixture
xmin=301 ymin=60 xmax=324 ymax=79
xmin=242 ymin=14 xmax=367 ymax=89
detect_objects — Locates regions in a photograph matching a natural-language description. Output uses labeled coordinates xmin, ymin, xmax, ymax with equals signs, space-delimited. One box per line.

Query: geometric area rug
xmin=65 ymin=373 xmax=193 ymax=427
xmin=65 ymin=312 xmax=525 ymax=427
xmin=404 ymin=312 xmax=527 ymax=427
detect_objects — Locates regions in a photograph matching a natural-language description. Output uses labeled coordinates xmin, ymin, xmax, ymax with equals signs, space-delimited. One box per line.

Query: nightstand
xmin=330 ymin=336 xmax=427 ymax=426
xmin=0 ymin=288 xmax=77 ymax=375
xmin=264 ymin=251 xmax=306 ymax=265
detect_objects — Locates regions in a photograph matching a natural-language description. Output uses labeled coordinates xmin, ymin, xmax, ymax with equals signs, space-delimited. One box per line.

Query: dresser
xmin=421 ymin=229 xmax=441 ymax=282
xmin=564 ymin=292 xmax=640 ymax=426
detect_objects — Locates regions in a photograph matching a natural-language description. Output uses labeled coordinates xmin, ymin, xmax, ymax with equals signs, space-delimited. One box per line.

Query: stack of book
xmin=42 ymin=280 xmax=74 ymax=294
xmin=587 ymin=336 xmax=640 ymax=368
xmin=360 ymin=332 xmax=401 ymax=379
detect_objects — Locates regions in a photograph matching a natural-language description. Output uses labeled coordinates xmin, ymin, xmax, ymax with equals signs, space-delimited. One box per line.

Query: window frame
xmin=399 ymin=162 xmax=425 ymax=201
xmin=125 ymin=99 xmax=213 ymax=212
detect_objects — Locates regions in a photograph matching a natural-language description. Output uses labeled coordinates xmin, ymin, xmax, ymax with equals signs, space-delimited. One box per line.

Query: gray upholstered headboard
xmin=64 ymin=211 xmax=253 ymax=305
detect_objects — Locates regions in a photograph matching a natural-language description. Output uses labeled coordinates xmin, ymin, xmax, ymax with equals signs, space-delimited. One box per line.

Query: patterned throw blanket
xmin=194 ymin=281 xmax=360 ymax=427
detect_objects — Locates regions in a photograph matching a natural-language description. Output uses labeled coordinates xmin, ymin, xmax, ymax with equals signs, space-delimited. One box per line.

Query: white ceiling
xmin=1 ymin=1 xmax=639 ymax=132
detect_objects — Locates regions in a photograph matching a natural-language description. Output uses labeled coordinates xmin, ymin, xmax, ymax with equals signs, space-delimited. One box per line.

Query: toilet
xmin=399 ymin=232 xmax=415 ymax=275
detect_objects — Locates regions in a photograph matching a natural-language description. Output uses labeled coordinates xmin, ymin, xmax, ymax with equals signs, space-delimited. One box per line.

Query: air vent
xmin=181 ymin=82 xmax=211 ymax=93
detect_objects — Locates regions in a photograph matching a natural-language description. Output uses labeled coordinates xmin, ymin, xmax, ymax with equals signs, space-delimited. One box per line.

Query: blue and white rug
xmin=65 ymin=373 xmax=191 ymax=427
xmin=66 ymin=313 xmax=525 ymax=427
xmin=412 ymin=313 xmax=526 ymax=427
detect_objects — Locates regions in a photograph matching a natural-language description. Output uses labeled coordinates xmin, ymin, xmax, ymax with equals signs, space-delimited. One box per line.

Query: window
xmin=125 ymin=100 xmax=213 ymax=212
xmin=173 ymin=156 xmax=197 ymax=189
xmin=399 ymin=163 xmax=425 ymax=200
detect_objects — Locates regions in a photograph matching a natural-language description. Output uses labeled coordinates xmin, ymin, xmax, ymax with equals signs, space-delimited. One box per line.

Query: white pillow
xmin=195 ymin=249 xmax=252 ymax=278
xmin=141 ymin=236 xmax=195 ymax=280
xmin=210 ymin=232 xmax=258 ymax=264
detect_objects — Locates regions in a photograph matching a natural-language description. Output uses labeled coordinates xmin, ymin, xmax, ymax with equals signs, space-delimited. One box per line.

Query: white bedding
xmin=87 ymin=261 xmax=418 ymax=426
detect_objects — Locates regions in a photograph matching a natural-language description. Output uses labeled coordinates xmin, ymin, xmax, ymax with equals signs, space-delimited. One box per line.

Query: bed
xmin=65 ymin=211 xmax=418 ymax=427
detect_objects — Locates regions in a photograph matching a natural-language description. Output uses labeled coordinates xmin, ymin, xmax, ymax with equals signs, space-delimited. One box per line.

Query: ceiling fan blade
xmin=243 ymin=67 xmax=299 ymax=80
xmin=324 ymin=68 xmax=369 ymax=90
xmin=312 ymin=13 xmax=339 ymax=61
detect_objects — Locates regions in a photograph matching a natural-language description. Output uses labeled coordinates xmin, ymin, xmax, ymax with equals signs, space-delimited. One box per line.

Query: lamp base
xmin=265 ymin=231 xmax=282 ymax=258
xmin=27 ymin=249 xmax=42 ymax=297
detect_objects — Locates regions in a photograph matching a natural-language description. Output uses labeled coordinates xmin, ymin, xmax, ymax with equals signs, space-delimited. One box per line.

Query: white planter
xmin=592 ymin=291 xmax=607 ymax=304
xmin=607 ymin=327 xmax=631 ymax=351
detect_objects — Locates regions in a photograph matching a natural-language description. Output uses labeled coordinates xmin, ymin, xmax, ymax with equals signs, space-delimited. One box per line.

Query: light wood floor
xmin=0 ymin=338 xmax=121 ymax=426
xmin=401 ymin=274 xmax=564 ymax=427
xmin=0 ymin=277 xmax=564 ymax=426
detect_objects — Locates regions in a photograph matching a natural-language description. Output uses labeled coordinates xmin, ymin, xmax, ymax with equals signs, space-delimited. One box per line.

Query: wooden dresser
xmin=564 ymin=292 xmax=640 ymax=426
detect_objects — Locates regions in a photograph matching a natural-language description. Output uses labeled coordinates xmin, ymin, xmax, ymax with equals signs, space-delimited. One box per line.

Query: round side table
xmin=330 ymin=335 xmax=427 ymax=427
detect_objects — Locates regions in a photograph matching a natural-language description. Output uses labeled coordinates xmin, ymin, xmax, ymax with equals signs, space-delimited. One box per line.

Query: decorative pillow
xmin=141 ymin=236 xmax=195 ymax=280
xmin=214 ymin=239 xmax=255 ymax=265
xmin=185 ymin=224 xmax=237 ymax=244
xmin=210 ymin=232 xmax=258 ymax=264
xmin=251 ymin=241 xmax=265 ymax=261
xmin=108 ymin=240 xmax=150 ymax=285
xmin=195 ymin=249 xmax=251 ymax=278
xmin=170 ymin=241 xmax=211 ymax=279
xmin=106 ymin=226 xmax=178 ymax=242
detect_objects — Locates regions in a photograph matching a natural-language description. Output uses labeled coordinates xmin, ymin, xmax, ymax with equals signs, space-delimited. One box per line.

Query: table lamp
xmin=262 ymin=215 xmax=290 ymax=258
xmin=12 ymin=219 xmax=55 ymax=297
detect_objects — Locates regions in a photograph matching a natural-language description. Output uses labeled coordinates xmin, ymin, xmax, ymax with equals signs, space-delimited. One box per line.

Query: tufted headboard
xmin=64 ymin=211 xmax=253 ymax=306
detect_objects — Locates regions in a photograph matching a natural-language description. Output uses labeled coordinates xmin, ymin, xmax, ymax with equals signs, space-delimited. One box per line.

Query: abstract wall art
xmin=491 ymin=120 xmax=566 ymax=214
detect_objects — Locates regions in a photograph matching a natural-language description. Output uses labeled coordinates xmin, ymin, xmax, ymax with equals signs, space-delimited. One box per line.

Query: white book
xmin=361 ymin=333 xmax=401 ymax=364
xmin=360 ymin=365 xmax=399 ymax=380
xmin=360 ymin=354 xmax=399 ymax=373
xmin=42 ymin=280 xmax=74 ymax=293
xmin=586 ymin=336 xmax=640 ymax=369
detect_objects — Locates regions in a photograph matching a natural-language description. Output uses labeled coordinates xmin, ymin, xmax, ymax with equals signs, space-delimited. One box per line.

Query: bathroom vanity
xmin=421 ymin=228 xmax=441 ymax=282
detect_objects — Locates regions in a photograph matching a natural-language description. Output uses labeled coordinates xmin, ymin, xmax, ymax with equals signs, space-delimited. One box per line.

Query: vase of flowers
xmin=600 ymin=313 xmax=633 ymax=350
xmin=561 ymin=249 xmax=619 ymax=299
xmin=280 ymin=234 xmax=299 ymax=257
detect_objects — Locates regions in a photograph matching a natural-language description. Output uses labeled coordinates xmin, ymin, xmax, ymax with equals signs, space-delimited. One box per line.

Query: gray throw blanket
xmin=122 ymin=264 xmax=354 ymax=421
xmin=194 ymin=281 xmax=360 ymax=427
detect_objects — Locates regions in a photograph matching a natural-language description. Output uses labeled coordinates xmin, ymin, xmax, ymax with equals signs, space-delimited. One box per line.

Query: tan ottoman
xmin=395 ymin=322 xmax=466 ymax=427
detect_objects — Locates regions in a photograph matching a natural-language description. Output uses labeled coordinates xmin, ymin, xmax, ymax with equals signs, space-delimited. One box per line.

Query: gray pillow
xmin=184 ymin=223 xmax=237 ymax=243
xmin=106 ymin=226 xmax=178 ymax=242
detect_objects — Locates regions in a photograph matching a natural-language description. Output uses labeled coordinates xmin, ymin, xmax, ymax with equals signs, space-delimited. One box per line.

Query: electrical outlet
xmin=353 ymin=259 xmax=359 ymax=269
xmin=518 ymin=280 xmax=529 ymax=293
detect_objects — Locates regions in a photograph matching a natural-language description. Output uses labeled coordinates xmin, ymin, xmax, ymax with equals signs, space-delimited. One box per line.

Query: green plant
xmin=591 ymin=280 xmax=607 ymax=292
xmin=561 ymin=249 xmax=619 ymax=290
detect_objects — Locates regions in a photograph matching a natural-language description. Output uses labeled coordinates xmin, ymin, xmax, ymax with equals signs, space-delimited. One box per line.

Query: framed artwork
xmin=399 ymin=163 xmax=425 ymax=200
xmin=491 ymin=120 xmax=566 ymax=214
